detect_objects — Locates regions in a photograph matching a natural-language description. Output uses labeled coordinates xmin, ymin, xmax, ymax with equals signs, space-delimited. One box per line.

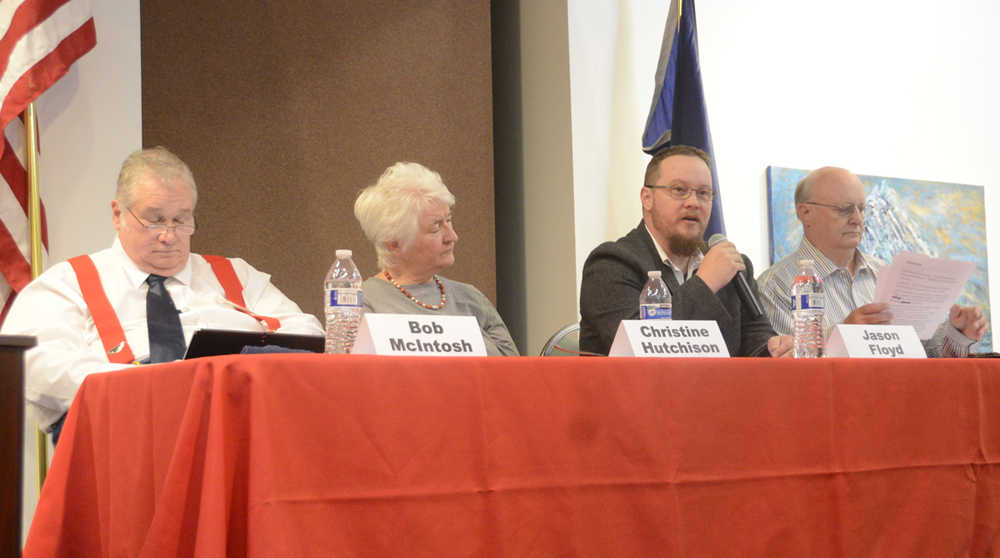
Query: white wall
xmin=37 ymin=3 xmax=141 ymax=261
xmin=567 ymin=0 xmax=668 ymax=275
xmin=567 ymin=0 xmax=997 ymax=325
xmin=20 ymin=0 xmax=141 ymax=544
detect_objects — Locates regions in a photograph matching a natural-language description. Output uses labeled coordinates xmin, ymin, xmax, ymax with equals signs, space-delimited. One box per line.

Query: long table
xmin=22 ymin=354 xmax=1000 ymax=556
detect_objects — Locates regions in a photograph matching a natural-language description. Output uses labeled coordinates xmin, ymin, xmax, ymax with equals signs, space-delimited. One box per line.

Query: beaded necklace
xmin=383 ymin=271 xmax=447 ymax=310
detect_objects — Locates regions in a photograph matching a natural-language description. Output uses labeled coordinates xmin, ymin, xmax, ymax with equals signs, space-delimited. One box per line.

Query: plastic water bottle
xmin=791 ymin=259 xmax=825 ymax=358
xmin=324 ymin=249 xmax=363 ymax=354
xmin=639 ymin=270 xmax=672 ymax=320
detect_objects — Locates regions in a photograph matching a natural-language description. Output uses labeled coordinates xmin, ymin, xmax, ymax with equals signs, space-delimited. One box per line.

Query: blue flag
xmin=642 ymin=0 xmax=724 ymax=238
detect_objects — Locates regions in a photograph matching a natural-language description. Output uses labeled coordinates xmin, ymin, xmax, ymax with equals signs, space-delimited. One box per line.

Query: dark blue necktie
xmin=146 ymin=274 xmax=186 ymax=363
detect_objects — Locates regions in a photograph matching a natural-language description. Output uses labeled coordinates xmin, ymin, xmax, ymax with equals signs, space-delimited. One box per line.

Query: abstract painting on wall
xmin=765 ymin=166 xmax=992 ymax=352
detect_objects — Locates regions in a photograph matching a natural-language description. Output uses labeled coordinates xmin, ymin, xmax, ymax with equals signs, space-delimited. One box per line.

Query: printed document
xmin=873 ymin=251 xmax=974 ymax=339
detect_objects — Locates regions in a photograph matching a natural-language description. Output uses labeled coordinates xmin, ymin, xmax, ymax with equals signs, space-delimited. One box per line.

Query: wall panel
xmin=141 ymin=1 xmax=496 ymax=320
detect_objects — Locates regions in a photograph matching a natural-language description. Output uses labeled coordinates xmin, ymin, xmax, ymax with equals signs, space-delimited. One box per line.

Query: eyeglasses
xmin=126 ymin=206 xmax=196 ymax=236
xmin=643 ymin=184 xmax=714 ymax=202
xmin=802 ymin=201 xmax=866 ymax=218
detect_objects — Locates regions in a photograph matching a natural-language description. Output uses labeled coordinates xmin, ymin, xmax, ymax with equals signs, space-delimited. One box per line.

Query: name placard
xmin=352 ymin=313 xmax=487 ymax=356
xmin=609 ymin=320 xmax=729 ymax=357
xmin=825 ymin=324 xmax=926 ymax=358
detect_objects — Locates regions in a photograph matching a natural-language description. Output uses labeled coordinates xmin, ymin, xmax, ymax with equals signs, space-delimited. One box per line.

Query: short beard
xmin=667 ymin=233 xmax=707 ymax=258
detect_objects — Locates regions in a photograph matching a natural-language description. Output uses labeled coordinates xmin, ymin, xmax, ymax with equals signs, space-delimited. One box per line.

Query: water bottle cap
xmin=336 ymin=249 xmax=353 ymax=258
xmin=647 ymin=270 xmax=661 ymax=278
xmin=797 ymin=259 xmax=814 ymax=268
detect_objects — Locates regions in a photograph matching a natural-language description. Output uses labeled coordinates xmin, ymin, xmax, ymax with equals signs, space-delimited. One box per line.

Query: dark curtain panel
xmin=141 ymin=1 xmax=496 ymax=319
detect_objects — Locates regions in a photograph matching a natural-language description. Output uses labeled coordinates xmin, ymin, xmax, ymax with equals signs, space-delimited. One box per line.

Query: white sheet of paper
xmin=872 ymin=251 xmax=974 ymax=339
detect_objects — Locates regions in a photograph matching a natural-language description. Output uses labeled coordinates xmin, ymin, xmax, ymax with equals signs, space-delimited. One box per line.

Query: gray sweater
xmin=362 ymin=275 xmax=519 ymax=356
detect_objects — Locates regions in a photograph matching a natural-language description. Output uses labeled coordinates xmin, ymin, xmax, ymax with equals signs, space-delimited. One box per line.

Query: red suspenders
xmin=200 ymin=255 xmax=281 ymax=331
xmin=69 ymin=254 xmax=281 ymax=363
xmin=68 ymin=256 xmax=136 ymax=364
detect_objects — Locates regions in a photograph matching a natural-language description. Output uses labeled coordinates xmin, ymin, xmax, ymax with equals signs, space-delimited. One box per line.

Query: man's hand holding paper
xmin=949 ymin=304 xmax=989 ymax=341
xmin=844 ymin=303 xmax=892 ymax=326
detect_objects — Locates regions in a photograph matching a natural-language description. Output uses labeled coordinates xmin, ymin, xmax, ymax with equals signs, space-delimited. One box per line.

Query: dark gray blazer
xmin=579 ymin=220 xmax=776 ymax=356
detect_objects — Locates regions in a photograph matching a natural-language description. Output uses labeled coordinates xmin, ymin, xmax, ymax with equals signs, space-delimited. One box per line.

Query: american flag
xmin=0 ymin=0 xmax=95 ymax=321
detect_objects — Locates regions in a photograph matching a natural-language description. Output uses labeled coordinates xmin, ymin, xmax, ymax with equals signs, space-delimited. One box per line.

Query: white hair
xmin=116 ymin=146 xmax=197 ymax=207
xmin=354 ymin=162 xmax=455 ymax=269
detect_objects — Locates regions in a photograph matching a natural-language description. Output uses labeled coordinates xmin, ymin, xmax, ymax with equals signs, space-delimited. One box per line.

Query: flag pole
xmin=24 ymin=101 xmax=48 ymax=490
xmin=26 ymin=104 xmax=42 ymax=278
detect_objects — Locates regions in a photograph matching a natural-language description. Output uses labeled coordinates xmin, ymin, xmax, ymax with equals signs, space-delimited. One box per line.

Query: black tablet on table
xmin=184 ymin=328 xmax=325 ymax=359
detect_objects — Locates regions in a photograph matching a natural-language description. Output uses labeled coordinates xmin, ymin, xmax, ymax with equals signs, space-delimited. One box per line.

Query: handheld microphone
xmin=707 ymin=234 xmax=764 ymax=319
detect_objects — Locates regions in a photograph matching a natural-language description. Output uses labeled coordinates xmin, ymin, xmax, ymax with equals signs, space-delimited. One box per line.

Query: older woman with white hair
xmin=354 ymin=162 xmax=519 ymax=356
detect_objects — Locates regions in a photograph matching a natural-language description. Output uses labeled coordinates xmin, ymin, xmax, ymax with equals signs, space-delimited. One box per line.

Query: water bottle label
xmin=791 ymin=293 xmax=824 ymax=311
xmin=330 ymin=288 xmax=363 ymax=307
xmin=640 ymin=304 xmax=672 ymax=320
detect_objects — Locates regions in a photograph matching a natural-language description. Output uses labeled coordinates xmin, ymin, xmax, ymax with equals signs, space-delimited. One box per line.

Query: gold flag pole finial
xmin=24 ymin=102 xmax=49 ymax=490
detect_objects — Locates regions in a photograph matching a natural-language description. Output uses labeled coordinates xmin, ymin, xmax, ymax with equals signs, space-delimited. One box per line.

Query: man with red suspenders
xmin=1 ymin=147 xmax=323 ymax=441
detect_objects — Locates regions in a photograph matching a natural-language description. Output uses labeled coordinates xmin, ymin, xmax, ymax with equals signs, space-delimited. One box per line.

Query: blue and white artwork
xmin=766 ymin=166 xmax=992 ymax=352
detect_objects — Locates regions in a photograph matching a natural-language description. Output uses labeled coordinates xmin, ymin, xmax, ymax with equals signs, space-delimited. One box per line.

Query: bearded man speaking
xmin=579 ymin=145 xmax=790 ymax=357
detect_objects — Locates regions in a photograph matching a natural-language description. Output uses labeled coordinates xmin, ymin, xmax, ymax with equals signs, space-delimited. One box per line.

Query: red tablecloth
xmin=22 ymin=355 xmax=1000 ymax=556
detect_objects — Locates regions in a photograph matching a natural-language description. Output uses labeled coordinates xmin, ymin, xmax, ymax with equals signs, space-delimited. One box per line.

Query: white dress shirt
xmin=1 ymin=238 xmax=323 ymax=430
